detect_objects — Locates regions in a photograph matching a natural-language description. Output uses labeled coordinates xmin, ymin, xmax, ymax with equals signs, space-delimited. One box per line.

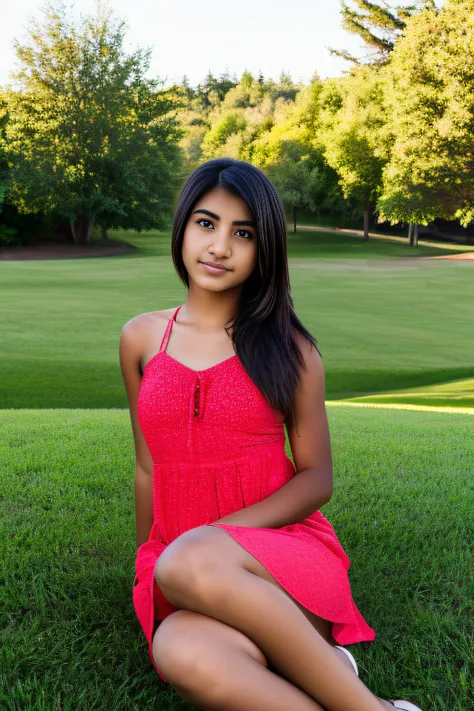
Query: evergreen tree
xmin=327 ymin=0 xmax=437 ymax=67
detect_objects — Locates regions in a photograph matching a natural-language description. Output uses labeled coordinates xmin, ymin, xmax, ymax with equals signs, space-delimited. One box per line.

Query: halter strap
xmin=158 ymin=305 xmax=183 ymax=354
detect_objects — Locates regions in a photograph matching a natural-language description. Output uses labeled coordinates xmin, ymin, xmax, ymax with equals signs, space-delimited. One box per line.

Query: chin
xmin=201 ymin=281 xmax=234 ymax=292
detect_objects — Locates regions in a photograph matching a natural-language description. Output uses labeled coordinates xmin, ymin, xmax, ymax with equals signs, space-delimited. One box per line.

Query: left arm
xmin=213 ymin=337 xmax=333 ymax=529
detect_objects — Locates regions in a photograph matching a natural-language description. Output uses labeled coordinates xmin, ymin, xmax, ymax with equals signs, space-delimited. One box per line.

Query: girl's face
xmin=182 ymin=186 xmax=259 ymax=293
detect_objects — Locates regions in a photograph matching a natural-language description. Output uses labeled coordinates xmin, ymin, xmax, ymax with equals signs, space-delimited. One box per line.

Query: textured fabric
xmin=133 ymin=304 xmax=376 ymax=683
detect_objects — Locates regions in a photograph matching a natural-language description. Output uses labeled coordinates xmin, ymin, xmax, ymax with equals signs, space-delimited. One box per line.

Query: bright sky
xmin=0 ymin=0 xmax=444 ymax=89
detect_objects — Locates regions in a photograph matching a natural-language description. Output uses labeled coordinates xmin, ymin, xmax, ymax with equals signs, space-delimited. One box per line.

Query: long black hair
xmin=171 ymin=157 xmax=320 ymax=424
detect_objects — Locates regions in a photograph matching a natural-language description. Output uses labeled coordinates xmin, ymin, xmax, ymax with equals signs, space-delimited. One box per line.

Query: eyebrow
xmin=192 ymin=208 xmax=256 ymax=228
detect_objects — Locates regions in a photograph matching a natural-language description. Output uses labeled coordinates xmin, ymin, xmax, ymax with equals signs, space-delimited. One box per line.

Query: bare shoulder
xmin=293 ymin=330 xmax=324 ymax=380
xmin=122 ymin=308 xmax=174 ymax=336
xmin=120 ymin=308 xmax=177 ymax=373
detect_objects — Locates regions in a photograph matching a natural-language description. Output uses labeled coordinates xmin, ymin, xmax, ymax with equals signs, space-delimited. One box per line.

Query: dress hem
xmin=206 ymin=523 xmax=376 ymax=640
xmin=137 ymin=521 xmax=376 ymax=685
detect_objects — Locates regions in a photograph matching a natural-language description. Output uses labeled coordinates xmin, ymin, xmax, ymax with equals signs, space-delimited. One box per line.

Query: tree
xmin=201 ymin=112 xmax=248 ymax=159
xmin=377 ymin=0 xmax=474 ymax=231
xmin=2 ymin=0 xmax=184 ymax=244
xmin=250 ymin=77 xmax=346 ymax=226
xmin=327 ymin=0 xmax=437 ymax=67
xmin=0 ymin=95 xmax=9 ymax=215
xmin=198 ymin=71 xmax=301 ymax=164
xmin=318 ymin=66 xmax=389 ymax=239
xmin=266 ymin=141 xmax=329 ymax=232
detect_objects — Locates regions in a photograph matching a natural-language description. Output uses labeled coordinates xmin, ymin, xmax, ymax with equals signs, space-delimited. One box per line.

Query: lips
xmin=200 ymin=261 xmax=230 ymax=272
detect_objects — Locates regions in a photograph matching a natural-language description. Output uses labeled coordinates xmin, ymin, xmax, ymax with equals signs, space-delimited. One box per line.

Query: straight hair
xmin=171 ymin=157 xmax=320 ymax=425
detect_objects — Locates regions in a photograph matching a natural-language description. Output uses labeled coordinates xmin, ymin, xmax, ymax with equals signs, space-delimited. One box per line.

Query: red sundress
xmin=133 ymin=304 xmax=376 ymax=683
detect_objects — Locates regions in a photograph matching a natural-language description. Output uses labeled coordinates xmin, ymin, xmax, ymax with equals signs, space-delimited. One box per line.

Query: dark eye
xmin=197 ymin=219 xmax=213 ymax=229
xmin=236 ymin=229 xmax=253 ymax=240
xmin=197 ymin=219 xmax=253 ymax=240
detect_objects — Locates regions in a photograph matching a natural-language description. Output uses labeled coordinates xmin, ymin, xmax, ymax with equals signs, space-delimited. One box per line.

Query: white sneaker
xmin=334 ymin=648 xmax=424 ymax=711
xmin=390 ymin=700 xmax=424 ymax=710
xmin=334 ymin=645 xmax=359 ymax=676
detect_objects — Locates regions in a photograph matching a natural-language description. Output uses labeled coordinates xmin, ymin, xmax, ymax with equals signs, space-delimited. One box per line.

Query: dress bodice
xmin=137 ymin=305 xmax=287 ymax=465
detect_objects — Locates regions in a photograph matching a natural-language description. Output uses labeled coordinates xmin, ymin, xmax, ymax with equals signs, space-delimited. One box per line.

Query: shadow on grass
xmin=3 ymin=361 xmax=474 ymax=409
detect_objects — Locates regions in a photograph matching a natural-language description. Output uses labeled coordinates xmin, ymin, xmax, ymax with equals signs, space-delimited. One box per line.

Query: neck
xmin=181 ymin=290 xmax=240 ymax=330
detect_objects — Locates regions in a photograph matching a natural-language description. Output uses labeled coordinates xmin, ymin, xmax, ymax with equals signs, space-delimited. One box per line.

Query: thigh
xmin=158 ymin=525 xmax=336 ymax=647
xmin=152 ymin=609 xmax=269 ymax=678
xmin=211 ymin=527 xmax=336 ymax=645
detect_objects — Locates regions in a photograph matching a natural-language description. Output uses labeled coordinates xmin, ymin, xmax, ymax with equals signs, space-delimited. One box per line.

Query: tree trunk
xmin=101 ymin=226 xmax=108 ymax=240
xmin=409 ymin=222 xmax=419 ymax=247
xmin=363 ymin=198 xmax=370 ymax=241
xmin=316 ymin=206 xmax=320 ymax=222
xmin=70 ymin=215 xmax=95 ymax=245
xmin=293 ymin=205 xmax=297 ymax=233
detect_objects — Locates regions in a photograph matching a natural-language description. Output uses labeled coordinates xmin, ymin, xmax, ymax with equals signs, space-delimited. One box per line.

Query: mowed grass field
xmin=1 ymin=227 xmax=473 ymax=409
xmin=1 ymin=226 xmax=473 ymax=711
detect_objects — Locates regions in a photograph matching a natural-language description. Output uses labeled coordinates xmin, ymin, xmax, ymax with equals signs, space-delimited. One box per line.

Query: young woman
xmin=120 ymin=158 xmax=424 ymax=711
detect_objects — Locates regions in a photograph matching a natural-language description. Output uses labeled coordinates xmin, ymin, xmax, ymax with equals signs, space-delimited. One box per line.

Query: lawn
xmin=1 ymin=227 xmax=473 ymax=409
xmin=1 ymin=405 xmax=472 ymax=711
xmin=1 ymin=226 xmax=473 ymax=710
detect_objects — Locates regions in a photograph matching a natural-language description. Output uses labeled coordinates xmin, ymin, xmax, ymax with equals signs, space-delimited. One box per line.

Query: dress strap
xmin=158 ymin=305 xmax=183 ymax=354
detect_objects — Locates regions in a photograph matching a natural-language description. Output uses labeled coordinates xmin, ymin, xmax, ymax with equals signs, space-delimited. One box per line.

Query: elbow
xmin=322 ymin=470 xmax=334 ymax=503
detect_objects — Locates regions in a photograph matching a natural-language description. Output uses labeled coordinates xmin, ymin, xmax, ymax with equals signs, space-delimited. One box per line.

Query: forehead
xmin=193 ymin=186 xmax=253 ymax=218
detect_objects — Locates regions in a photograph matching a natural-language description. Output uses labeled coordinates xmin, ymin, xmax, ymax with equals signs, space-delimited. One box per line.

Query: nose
xmin=208 ymin=229 xmax=232 ymax=257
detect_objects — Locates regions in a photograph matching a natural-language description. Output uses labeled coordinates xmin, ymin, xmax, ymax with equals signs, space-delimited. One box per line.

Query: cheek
xmin=181 ymin=231 xmax=197 ymax=263
xmin=244 ymin=245 xmax=258 ymax=273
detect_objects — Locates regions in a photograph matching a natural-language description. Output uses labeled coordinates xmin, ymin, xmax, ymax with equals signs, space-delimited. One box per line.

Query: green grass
xmin=109 ymin=225 xmax=470 ymax=259
xmin=283 ymin=227 xmax=470 ymax=258
xmin=1 ymin=405 xmax=472 ymax=711
xmin=1 ymin=227 xmax=473 ymax=409
xmin=2 ymin=226 xmax=473 ymax=709
xmin=347 ymin=377 xmax=474 ymax=409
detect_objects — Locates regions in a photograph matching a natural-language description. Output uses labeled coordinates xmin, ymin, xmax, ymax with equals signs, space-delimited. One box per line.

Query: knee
xmin=152 ymin=612 xmax=227 ymax=703
xmin=154 ymin=527 xmax=226 ymax=606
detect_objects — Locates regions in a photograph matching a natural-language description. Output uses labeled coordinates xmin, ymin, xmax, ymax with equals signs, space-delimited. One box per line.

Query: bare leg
xmin=153 ymin=610 xmax=330 ymax=710
xmin=155 ymin=526 xmax=393 ymax=711
xmin=154 ymin=611 xmax=395 ymax=711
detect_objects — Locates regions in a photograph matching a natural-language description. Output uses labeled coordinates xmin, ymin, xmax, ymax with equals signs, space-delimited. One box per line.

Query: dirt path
xmin=295 ymin=224 xmax=474 ymax=257
xmin=427 ymin=252 xmax=474 ymax=260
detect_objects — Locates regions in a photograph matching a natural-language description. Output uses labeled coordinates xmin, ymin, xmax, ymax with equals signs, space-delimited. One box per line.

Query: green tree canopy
xmin=318 ymin=65 xmax=389 ymax=238
xmin=199 ymin=72 xmax=301 ymax=163
xmin=1 ymin=0 xmax=184 ymax=244
xmin=249 ymin=77 xmax=346 ymax=227
xmin=265 ymin=141 xmax=329 ymax=232
xmin=377 ymin=0 xmax=474 ymax=228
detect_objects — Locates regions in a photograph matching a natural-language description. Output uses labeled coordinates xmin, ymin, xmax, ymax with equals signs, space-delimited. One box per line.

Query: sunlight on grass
xmin=1 ymin=228 xmax=473 ymax=409
xmin=345 ymin=377 xmax=474 ymax=409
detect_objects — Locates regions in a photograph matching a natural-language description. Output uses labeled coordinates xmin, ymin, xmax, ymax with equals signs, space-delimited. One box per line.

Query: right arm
xmin=119 ymin=317 xmax=155 ymax=549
